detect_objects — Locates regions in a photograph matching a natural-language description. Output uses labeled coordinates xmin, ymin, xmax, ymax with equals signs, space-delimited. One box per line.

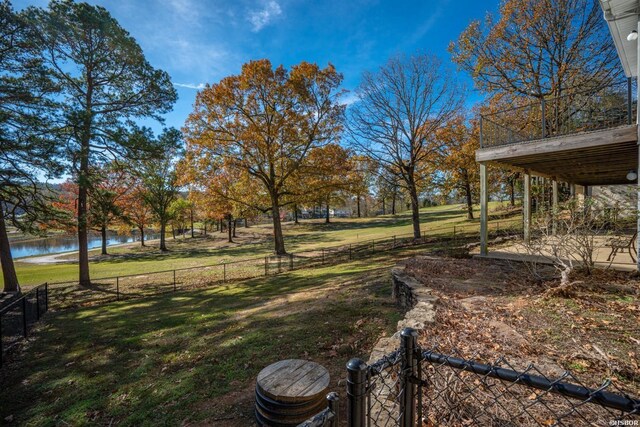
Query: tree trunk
xmin=101 ymin=225 xmax=108 ymax=255
xmin=356 ymin=195 xmax=361 ymax=218
xmin=139 ymin=226 xmax=145 ymax=247
xmin=510 ymin=179 xmax=516 ymax=207
xmin=391 ymin=193 xmax=396 ymax=215
xmin=172 ymin=225 xmax=176 ymax=240
xmin=381 ymin=197 xmax=386 ymax=215
xmin=244 ymin=218 xmax=249 ymax=228
xmin=190 ymin=209 xmax=194 ymax=238
xmin=227 ymin=215 xmax=233 ymax=243
xmin=408 ymin=181 xmax=421 ymax=239
xmin=160 ymin=222 xmax=168 ymax=251
xmin=203 ymin=222 xmax=207 ymax=237
xmin=78 ymin=159 xmax=90 ymax=286
xmin=0 ymin=213 xmax=20 ymax=293
xmin=294 ymin=204 xmax=299 ymax=224
xmin=325 ymin=198 xmax=330 ymax=223
xmin=219 ymin=219 xmax=224 ymax=233
xmin=464 ymin=178 xmax=474 ymax=220
xmin=271 ymin=192 xmax=286 ymax=255
xmin=232 ymin=219 xmax=237 ymax=238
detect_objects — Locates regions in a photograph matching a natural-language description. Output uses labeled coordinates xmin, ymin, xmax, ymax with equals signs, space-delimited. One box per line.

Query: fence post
xmin=327 ymin=391 xmax=339 ymax=427
xmin=346 ymin=358 xmax=367 ymax=427
xmin=22 ymin=296 xmax=27 ymax=338
xmin=173 ymin=270 xmax=177 ymax=291
xmin=223 ymin=263 xmax=227 ymax=283
xmin=36 ymin=287 xmax=40 ymax=321
xmin=399 ymin=327 xmax=418 ymax=427
xmin=289 ymin=253 xmax=294 ymax=270
xmin=116 ymin=277 xmax=120 ymax=301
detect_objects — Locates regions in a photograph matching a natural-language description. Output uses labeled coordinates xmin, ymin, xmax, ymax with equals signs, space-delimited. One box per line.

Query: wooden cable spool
xmin=255 ymin=359 xmax=330 ymax=426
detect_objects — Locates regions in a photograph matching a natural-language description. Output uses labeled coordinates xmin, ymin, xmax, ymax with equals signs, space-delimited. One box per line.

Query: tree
xmin=348 ymin=54 xmax=462 ymax=238
xmin=449 ymin=0 xmax=620 ymax=101
xmin=348 ymin=155 xmax=377 ymax=218
xmin=437 ymin=115 xmax=479 ymax=220
xmin=27 ymin=0 xmax=177 ymax=285
xmin=0 ymin=2 xmax=62 ymax=293
xmin=136 ymin=130 xmax=181 ymax=252
xmin=117 ymin=178 xmax=154 ymax=247
xmin=168 ymin=198 xmax=191 ymax=238
xmin=86 ymin=165 xmax=130 ymax=255
xmin=302 ymin=144 xmax=353 ymax=223
xmin=184 ymin=59 xmax=344 ymax=255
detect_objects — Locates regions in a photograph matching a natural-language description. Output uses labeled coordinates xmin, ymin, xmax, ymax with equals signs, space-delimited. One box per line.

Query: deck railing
xmin=480 ymin=79 xmax=637 ymax=148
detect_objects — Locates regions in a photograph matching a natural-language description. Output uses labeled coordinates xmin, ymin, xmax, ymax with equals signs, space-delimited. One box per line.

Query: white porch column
xmin=523 ymin=171 xmax=532 ymax=243
xmin=552 ymin=178 xmax=558 ymax=236
xmin=480 ymin=162 xmax=489 ymax=256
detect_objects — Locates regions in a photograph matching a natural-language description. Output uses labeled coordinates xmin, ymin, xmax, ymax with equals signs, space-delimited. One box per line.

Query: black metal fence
xmin=0 ymin=284 xmax=48 ymax=367
xmin=39 ymin=219 xmax=522 ymax=311
xmin=300 ymin=328 xmax=640 ymax=426
xmin=480 ymin=79 xmax=638 ymax=148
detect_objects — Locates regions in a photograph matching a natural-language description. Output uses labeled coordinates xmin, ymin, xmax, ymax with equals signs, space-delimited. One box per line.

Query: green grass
xmin=8 ymin=202 xmax=519 ymax=287
xmin=0 ymin=255 xmax=407 ymax=426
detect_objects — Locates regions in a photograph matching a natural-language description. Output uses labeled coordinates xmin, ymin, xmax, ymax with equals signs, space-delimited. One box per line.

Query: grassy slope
xmin=9 ymin=202 xmax=518 ymax=286
xmin=0 ymin=255 xmax=410 ymax=426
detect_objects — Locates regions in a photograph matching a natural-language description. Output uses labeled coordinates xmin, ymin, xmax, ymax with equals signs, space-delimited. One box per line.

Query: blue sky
xmin=13 ymin=0 xmax=500 ymax=133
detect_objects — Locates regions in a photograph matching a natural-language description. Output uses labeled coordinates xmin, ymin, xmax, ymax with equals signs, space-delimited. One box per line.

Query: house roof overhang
xmin=601 ymin=0 xmax=640 ymax=77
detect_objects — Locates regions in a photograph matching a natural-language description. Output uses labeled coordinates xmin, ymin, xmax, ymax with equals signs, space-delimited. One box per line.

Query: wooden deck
xmin=476 ymin=125 xmax=639 ymax=186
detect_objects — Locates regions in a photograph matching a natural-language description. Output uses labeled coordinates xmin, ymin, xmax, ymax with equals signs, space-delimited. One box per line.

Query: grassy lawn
xmin=0 ymin=254 xmax=412 ymax=426
xmin=9 ymin=202 xmax=520 ymax=287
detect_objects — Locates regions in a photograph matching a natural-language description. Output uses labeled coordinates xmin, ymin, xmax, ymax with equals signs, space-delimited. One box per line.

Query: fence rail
xmin=1 ymin=218 xmax=522 ymax=367
xmin=0 ymin=284 xmax=48 ymax=367
xmin=36 ymin=218 xmax=522 ymax=311
xmin=480 ymin=79 xmax=638 ymax=148
xmin=300 ymin=328 xmax=640 ymax=426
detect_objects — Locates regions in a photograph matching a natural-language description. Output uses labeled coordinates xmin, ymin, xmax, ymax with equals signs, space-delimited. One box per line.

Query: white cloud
xmin=340 ymin=91 xmax=360 ymax=106
xmin=174 ymin=82 xmax=206 ymax=90
xmin=247 ymin=1 xmax=282 ymax=32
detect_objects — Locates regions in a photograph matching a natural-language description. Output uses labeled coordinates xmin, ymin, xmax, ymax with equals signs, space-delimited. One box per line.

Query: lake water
xmin=10 ymin=231 xmax=160 ymax=259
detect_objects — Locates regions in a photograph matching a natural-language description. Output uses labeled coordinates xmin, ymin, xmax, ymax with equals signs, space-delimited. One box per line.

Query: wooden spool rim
xmin=256 ymin=359 xmax=330 ymax=404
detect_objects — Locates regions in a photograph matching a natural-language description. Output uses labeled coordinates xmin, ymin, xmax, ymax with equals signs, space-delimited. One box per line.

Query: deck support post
xmin=523 ymin=171 xmax=531 ymax=244
xmin=552 ymin=179 xmax=558 ymax=236
xmin=480 ymin=162 xmax=489 ymax=255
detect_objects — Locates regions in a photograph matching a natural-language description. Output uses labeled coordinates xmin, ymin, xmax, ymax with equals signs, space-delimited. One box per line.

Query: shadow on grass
xmin=0 ymin=259 xmax=402 ymax=425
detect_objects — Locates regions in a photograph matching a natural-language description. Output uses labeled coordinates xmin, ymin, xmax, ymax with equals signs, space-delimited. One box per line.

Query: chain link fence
xmin=300 ymin=328 xmax=640 ymax=426
xmin=0 ymin=284 xmax=48 ymax=367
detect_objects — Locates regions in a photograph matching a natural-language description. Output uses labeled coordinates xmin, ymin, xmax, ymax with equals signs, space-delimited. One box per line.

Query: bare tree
xmin=348 ymin=54 xmax=462 ymax=238
xmin=517 ymin=198 xmax=618 ymax=289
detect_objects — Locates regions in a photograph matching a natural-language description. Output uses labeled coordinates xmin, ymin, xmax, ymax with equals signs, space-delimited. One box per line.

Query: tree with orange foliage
xmin=450 ymin=0 xmax=620 ymax=101
xmin=301 ymin=143 xmax=353 ymax=223
xmin=117 ymin=177 xmax=154 ymax=247
xmin=437 ymin=115 xmax=479 ymax=220
xmin=183 ymin=59 xmax=344 ymax=255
